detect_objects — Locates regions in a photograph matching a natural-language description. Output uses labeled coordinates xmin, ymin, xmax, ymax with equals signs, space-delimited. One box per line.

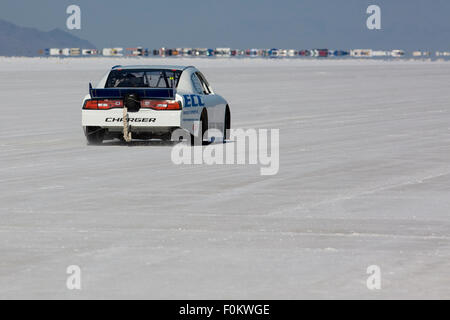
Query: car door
xmin=195 ymin=72 xmax=226 ymax=130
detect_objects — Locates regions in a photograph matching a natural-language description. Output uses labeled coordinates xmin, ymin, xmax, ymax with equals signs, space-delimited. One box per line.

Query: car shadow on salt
xmin=99 ymin=140 xmax=178 ymax=147
xmin=98 ymin=140 xmax=234 ymax=147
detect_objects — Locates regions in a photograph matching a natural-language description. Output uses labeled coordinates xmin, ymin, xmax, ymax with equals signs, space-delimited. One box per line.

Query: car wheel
xmin=86 ymin=126 xmax=105 ymax=145
xmin=191 ymin=110 xmax=210 ymax=146
xmin=223 ymin=106 xmax=231 ymax=143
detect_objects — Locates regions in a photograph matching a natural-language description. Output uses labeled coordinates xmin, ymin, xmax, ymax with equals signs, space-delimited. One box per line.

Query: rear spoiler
xmin=89 ymin=83 xmax=176 ymax=100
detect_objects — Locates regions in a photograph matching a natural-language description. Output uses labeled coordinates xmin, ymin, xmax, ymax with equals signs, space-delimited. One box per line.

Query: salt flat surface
xmin=0 ymin=57 xmax=449 ymax=299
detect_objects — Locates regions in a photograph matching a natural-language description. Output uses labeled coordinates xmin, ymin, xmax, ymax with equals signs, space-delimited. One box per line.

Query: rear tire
xmin=191 ymin=110 xmax=210 ymax=146
xmin=86 ymin=127 xmax=105 ymax=145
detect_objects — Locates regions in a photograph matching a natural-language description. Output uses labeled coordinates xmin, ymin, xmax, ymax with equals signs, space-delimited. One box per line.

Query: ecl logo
xmin=184 ymin=95 xmax=205 ymax=108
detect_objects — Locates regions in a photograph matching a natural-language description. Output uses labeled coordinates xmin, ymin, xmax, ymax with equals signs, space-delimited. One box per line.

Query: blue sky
xmin=1 ymin=0 xmax=450 ymax=49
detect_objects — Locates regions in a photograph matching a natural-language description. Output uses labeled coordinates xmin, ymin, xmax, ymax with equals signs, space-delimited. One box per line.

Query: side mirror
xmin=89 ymin=83 xmax=94 ymax=96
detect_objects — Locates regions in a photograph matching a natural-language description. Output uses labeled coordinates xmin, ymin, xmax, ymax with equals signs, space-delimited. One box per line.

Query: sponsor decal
xmin=183 ymin=110 xmax=200 ymax=115
xmin=183 ymin=95 xmax=205 ymax=108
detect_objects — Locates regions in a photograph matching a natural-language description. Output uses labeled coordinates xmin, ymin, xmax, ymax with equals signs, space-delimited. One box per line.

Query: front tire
xmin=223 ymin=106 xmax=231 ymax=143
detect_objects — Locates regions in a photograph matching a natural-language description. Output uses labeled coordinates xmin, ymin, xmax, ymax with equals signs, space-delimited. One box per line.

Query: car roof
xmin=111 ymin=65 xmax=194 ymax=71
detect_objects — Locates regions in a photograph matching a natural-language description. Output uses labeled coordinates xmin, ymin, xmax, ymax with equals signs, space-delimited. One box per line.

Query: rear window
xmin=105 ymin=69 xmax=182 ymax=88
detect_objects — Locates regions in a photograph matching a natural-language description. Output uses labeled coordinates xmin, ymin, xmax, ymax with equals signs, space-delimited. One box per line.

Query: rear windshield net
xmin=105 ymin=69 xmax=182 ymax=88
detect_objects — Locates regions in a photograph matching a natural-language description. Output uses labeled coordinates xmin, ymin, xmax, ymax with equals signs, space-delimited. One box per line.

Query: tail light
xmin=83 ymin=99 xmax=123 ymax=110
xmin=141 ymin=100 xmax=182 ymax=110
xmin=84 ymin=99 xmax=181 ymax=110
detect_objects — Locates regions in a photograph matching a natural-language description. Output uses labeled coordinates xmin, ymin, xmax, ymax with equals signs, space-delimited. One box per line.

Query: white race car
xmin=82 ymin=65 xmax=231 ymax=145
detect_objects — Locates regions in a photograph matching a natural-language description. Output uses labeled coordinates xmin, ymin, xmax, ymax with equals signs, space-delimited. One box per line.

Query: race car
xmin=82 ymin=65 xmax=231 ymax=145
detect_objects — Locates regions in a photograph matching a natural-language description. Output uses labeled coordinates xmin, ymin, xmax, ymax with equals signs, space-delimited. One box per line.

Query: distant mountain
xmin=0 ymin=19 xmax=96 ymax=56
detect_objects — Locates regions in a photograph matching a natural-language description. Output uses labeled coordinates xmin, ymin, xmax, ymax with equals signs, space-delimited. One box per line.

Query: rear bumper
xmin=82 ymin=109 xmax=182 ymax=130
